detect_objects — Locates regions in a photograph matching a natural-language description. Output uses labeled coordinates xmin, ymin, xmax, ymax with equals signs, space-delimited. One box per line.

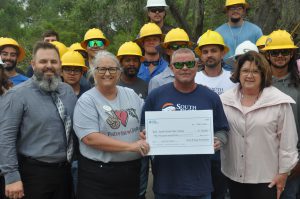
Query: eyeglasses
xmin=87 ymin=40 xmax=104 ymax=48
xmin=240 ymin=69 xmax=261 ymax=76
xmin=168 ymin=44 xmax=188 ymax=50
xmin=143 ymin=60 xmax=159 ymax=66
xmin=172 ymin=61 xmax=196 ymax=69
xmin=63 ymin=67 xmax=83 ymax=74
xmin=228 ymin=5 xmax=244 ymax=11
xmin=148 ymin=7 xmax=165 ymax=13
xmin=95 ymin=67 xmax=120 ymax=74
xmin=269 ymin=50 xmax=291 ymax=57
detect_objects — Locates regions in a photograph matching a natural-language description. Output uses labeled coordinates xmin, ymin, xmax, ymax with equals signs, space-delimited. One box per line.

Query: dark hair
xmin=231 ymin=51 xmax=272 ymax=90
xmin=32 ymin=42 xmax=60 ymax=59
xmin=0 ymin=65 xmax=13 ymax=95
xmin=42 ymin=30 xmax=59 ymax=41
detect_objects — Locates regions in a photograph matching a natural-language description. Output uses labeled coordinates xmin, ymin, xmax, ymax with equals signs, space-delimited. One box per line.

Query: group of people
xmin=0 ymin=0 xmax=300 ymax=199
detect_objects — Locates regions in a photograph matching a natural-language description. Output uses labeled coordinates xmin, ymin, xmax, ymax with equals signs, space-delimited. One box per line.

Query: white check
xmin=145 ymin=110 xmax=214 ymax=155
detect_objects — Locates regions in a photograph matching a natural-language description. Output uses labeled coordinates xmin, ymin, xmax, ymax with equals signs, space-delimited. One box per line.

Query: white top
xmin=195 ymin=69 xmax=236 ymax=95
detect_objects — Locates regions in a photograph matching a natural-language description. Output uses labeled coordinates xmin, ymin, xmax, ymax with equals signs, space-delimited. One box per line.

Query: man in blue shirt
xmin=0 ymin=37 xmax=28 ymax=86
xmin=136 ymin=23 xmax=168 ymax=83
xmin=215 ymin=0 xmax=262 ymax=71
xmin=142 ymin=48 xmax=229 ymax=199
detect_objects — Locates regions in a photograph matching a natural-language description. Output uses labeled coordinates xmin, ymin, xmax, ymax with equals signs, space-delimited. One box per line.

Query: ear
xmin=31 ymin=60 xmax=35 ymax=70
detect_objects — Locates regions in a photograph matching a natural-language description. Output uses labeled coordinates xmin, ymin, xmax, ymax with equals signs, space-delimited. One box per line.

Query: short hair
xmin=91 ymin=50 xmax=121 ymax=74
xmin=42 ymin=30 xmax=59 ymax=41
xmin=32 ymin=41 xmax=60 ymax=59
xmin=171 ymin=48 xmax=195 ymax=64
xmin=231 ymin=51 xmax=272 ymax=90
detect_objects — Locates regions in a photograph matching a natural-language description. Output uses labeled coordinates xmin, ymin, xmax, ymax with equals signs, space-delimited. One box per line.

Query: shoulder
xmin=215 ymin=23 xmax=227 ymax=32
xmin=244 ymin=21 xmax=262 ymax=31
xmin=7 ymin=79 xmax=33 ymax=95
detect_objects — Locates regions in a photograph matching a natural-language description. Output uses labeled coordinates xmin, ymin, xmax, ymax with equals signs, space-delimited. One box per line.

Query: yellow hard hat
xmin=256 ymin=35 xmax=268 ymax=47
xmin=135 ymin=23 xmax=163 ymax=44
xmin=262 ymin=30 xmax=298 ymax=51
xmin=69 ymin=42 xmax=86 ymax=52
xmin=117 ymin=41 xmax=144 ymax=61
xmin=194 ymin=30 xmax=229 ymax=56
xmin=161 ymin=28 xmax=193 ymax=49
xmin=61 ymin=50 xmax=88 ymax=72
xmin=0 ymin=37 xmax=25 ymax=61
xmin=50 ymin=41 xmax=68 ymax=58
xmin=225 ymin=0 xmax=249 ymax=8
xmin=81 ymin=28 xmax=110 ymax=49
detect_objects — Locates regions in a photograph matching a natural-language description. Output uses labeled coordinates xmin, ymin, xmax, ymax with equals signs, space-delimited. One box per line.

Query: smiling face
xmin=239 ymin=60 xmax=262 ymax=91
xmin=94 ymin=57 xmax=121 ymax=89
xmin=31 ymin=48 xmax=62 ymax=91
xmin=0 ymin=46 xmax=18 ymax=71
xmin=171 ymin=51 xmax=197 ymax=86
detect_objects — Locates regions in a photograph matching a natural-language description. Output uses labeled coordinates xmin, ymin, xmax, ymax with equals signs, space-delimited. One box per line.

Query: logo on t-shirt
xmin=162 ymin=102 xmax=176 ymax=111
xmin=105 ymin=108 xmax=139 ymax=129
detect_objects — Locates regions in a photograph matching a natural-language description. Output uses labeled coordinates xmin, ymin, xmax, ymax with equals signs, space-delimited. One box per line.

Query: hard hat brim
xmin=194 ymin=44 xmax=229 ymax=57
xmin=62 ymin=64 xmax=89 ymax=72
xmin=261 ymin=45 xmax=299 ymax=51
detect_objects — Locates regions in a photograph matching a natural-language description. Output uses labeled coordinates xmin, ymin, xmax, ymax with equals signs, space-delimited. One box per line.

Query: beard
xmin=205 ymin=58 xmax=221 ymax=68
xmin=32 ymin=69 xmax=61 ymax=92
xmin=230 ymin=17 xmax=241 ymax=24
xmin=123 ymin=66 xmax=139 ymax=78
xmin=2 ymin=59 xmax=17 ymax=71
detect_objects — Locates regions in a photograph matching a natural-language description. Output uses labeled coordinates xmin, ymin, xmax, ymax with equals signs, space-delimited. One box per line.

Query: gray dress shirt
xmin=0 ymin=79 xmax=77 ymax=185
xmin=148 ymin=66 xmax=174 ymax=94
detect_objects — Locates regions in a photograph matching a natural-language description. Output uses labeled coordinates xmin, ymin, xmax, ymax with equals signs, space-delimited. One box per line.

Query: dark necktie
xmin=51 ymin=92 xmax=73 ymax=162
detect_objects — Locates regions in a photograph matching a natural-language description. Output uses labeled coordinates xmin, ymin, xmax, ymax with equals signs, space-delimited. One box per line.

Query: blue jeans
xmin=280 ymin=176 xmax=300 ymax=199
xmin=155 ymin=193 xmax=211 ymax=199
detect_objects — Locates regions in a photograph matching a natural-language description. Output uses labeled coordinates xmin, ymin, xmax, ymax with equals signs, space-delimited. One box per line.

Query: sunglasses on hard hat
xmin=172 ymin=61 xmax=196 ymax=69
xmin=148 ymin=7 xmax=165 ymax=13
xmin=269 ymin=49 xmax=291 ymax=57
xmin=143 ymin=60 xmax=159 ymax=66
xmin=168 ymin=44 xmax=188 ymax=51
xmin=87 ymin=40 xmax=104 ymax=48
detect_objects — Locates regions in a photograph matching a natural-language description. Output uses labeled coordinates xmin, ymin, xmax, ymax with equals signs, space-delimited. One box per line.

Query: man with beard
xmin=0 ymin=37 xmax=28 ymax=85
xmin=263 ymin=30 xmax=300 ymax=199
xmin=117 ymin=41 xmax=148 ymax=99
xmin=194 ymin=30 xmax=236 ymax=199
xmin=144 ymin=0 xmax=174 ymax=35
xmin=136 ymin=23 xmax=168 ymax=83
xmin=0 ymin=42 xmax=77 ymax=199
xmin=215 ymin=0 xmax=262 ymax=71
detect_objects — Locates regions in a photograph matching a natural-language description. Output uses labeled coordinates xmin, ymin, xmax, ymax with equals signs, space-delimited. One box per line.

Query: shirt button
xmin=240 ymin=175 xmax=242 ymax=177
xmin=241 ymin=155 xmax=244 ymax=158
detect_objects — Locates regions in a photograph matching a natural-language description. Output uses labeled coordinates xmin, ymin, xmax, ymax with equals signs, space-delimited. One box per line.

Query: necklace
xmin=227 ymin=21 xmax=244 ymax=51
xmin=240 ymin=90 xmax=261 ymax=106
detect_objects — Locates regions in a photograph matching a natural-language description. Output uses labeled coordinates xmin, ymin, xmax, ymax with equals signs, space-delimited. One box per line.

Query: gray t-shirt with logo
xmin=73 ymin=86 xmax=144 ymax=162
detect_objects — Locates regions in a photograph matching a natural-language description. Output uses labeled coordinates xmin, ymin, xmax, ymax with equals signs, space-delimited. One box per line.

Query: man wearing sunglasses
xmin=215 ymin=0 xmax=262 ymax=71
xmin=144 ymin=0 xmax=174 ymax=35
xmin=263 ymin=29 xmax=300 ymax=199
xmin=136 ymin=23 xmax=168 ymax=83
xmin=194 ymin=30 xmax=236 ymax=199
xmin=142 ymin=48 xmax=229 ymax=199
xmin=148 ymin=28 xmax=193 ymax=93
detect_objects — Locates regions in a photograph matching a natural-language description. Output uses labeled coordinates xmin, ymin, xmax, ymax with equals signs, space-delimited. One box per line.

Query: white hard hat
xmin=145 ymin=0 xmax=169 ymax=9
xmin=234 ymin=40 xmax=259 ymax=57
xmin=225 ymin=40 xmax=259 ymax=67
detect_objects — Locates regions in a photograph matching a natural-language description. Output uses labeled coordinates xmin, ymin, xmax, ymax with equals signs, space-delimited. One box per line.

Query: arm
xmin=268 ymin=103 xmax=298 ymax=199
xmin=0 ymin=91 xmax=24 ymax=198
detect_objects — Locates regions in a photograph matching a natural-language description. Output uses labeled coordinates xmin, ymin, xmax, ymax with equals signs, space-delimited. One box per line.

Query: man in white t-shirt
xmin=194 ymin=30 xmax=236 ymax=95
xmin=194 ymin=30 xmax=236 ymax=199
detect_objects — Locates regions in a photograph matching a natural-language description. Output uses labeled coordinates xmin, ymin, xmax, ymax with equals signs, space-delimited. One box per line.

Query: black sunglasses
xmin=148 ymin=7 xmax=165 ymax=13
xmin=144 ymin=60 xmax=159 ymax=66
xmin=269 ymin=49 xmax=291 ymax=57
xmin=172 ymin=61 xmax=196 ymax=69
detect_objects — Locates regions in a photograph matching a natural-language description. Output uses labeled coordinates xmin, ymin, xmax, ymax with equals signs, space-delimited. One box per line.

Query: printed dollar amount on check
xmin=145 ymin=110 xmax=214 ymax=155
